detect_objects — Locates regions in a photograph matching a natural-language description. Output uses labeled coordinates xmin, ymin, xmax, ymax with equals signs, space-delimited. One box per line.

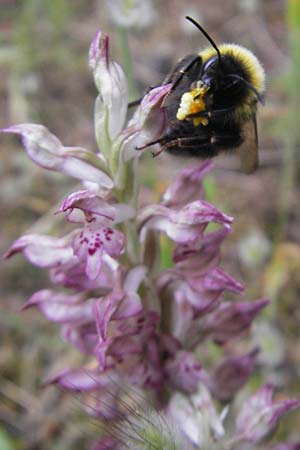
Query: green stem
xmin=117 ymin=26 xmax=138 ymax=101
xmin=277 ymin=0 xmax=300 ymax=239
xmin=112 ymin=154 xmax=141 ymax=266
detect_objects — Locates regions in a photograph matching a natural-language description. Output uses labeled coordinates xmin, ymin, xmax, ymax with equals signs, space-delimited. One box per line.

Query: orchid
xmin=2 ymin=28 xmax=299 ymax=450
xmin=235 ymin=384 xmax=299 ymax=443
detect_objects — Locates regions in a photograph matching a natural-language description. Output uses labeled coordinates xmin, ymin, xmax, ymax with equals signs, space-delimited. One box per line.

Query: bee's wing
xmin=163 ymin=54 xmax=202 ymax=85
xmin=238 ymin=113 xmax=259 ymax=174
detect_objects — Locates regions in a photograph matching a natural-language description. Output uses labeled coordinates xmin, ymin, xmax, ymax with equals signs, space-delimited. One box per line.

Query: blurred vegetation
xmin=1 ymin=0 xmax=300 ymax=448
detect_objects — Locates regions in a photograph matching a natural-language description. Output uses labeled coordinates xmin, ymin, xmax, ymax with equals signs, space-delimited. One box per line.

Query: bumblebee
xmin=141 ymin=16 xmax=265 ymax=173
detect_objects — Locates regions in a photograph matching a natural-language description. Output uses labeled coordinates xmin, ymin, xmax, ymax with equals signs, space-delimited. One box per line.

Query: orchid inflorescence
xmin=2 ymin=29 xmax=299 ymax=450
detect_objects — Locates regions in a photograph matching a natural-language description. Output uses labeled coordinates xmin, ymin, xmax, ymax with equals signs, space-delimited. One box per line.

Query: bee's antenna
xmin=225 ymin=74 xmax=265 ymax=104
xmin=185 ymin=16 xmax=224 ymax=70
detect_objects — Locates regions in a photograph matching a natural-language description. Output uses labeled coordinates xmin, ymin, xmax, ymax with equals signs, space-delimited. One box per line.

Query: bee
xmin=139 ymin=16 xmax=265 ymax=173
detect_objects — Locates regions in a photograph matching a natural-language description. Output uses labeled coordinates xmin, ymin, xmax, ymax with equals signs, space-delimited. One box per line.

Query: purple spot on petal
xmin=161 ymin=350 xmax=170 ymax=361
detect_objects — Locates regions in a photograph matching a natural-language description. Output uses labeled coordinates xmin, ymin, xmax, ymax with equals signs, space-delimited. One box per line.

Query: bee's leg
xmin=153 ymin=132 xmax=244 ymax=157
xmin=151 ymin=135 xmax=211 ymax=157
xmin=186 ymin=106 xmax=235 ymax=120
xmin=135 ymin=136 xmax=167 ymax=151
xmin=128 ymin=97 xmax=144 ymax=108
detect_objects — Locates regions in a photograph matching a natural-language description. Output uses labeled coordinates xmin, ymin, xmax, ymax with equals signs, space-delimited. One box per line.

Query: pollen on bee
xmin=176 ymin=85 xmax=209 ymax=126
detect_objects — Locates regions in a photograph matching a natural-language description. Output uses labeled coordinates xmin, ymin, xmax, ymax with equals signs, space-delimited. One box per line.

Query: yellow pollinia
xmin=176 ymin=84 xmax=210 ymax=127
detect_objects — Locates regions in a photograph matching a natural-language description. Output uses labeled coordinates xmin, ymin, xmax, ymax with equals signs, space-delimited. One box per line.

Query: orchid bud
xmin=89 ymin=31 xmax=128 ymax=155
xmin=235 ymin=384 xmax=299 ymax=443
xmin=202 ymin=349 xmax=258 ymax=401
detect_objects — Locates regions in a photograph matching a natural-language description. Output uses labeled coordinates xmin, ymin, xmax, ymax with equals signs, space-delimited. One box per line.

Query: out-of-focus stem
xmin=117 ymin=25 xmax=138 ymax=101
xmin=114 ymin=158 xmax=141 ymax=265
xmin=277 ymin=0 xmax=300 ymax=238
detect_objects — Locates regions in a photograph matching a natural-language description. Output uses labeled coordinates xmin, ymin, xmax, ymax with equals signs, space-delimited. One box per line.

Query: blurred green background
xmin=1 ymin=0 xmax=300 ymax=448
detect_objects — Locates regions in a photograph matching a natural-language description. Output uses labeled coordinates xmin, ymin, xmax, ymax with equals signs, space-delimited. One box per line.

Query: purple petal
xmin=188 ymin=267 xmax=244 ymax=294
xmin=176 ymin=281 xmax=222 ymax=314
xmin=59 ymin=191 xmax=135 ymax=229
xmin=47 ymin=368 xmax=113 ymax=391
xmin=94 ymin=288 xmax=143 ymax=342
xmin=72 ymin=223 xmax=124 ymax=280
xmin=96 ymin=335 xmax=143 ymax=370
xmin=163 ymin=161 xmax=214 ymax=206
xmin=202 ymin=349 xmax=259 ymax=401
xmin=166 ymin=350 xmax=202 ymax=393
xmin=123 ymin=265 xmax=147 ymax=293
xmin=24 ymin=289 xmax=94 ymax=323
xmin=171 ymin=201 xmax=233 ymax=227
xmin=59 ymin=190 xmax=116 ymax=220
xmin=94 ymin=296 xmax=120 ymax=341
xmin=62 ymin=322 xmax=98 ymax=354
xmin=171 ymin=290 xmax=195 ymax=343
xmin=4 ymin=233 xmax=75 ymax=268
xmin=121 ymin=84 xmax=172 ymax=161
xmin=139 ymin=201 xmax=233 ymax=244
xmin=113 ymin=293 xmax=143 ymax=319
xmin=50 ymin=258 xmax=113 ymax=292
xmin=2 ymin=124 xmax=113 ymax=187
xmin=235 ymin=384 xmax=299 ymax=443
xmin=130 ymin=357 xmax=165 ymax=389
xmin=158 ymin=267 xmax=243 ymax=317
xmin=204 ymin=298 xmax=269 ymax=343
xmin=88 ymin=245 xmax=105 ymax=280
xmin=270 ymin=443 xmax=300 ymax=450
xmin=102 ymin=228 xmax=125 ymax=258
xmin=89 ymin=31 xmax=105 ymax=70
xmin=174 ymin=226 xmax=231 ymax=267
